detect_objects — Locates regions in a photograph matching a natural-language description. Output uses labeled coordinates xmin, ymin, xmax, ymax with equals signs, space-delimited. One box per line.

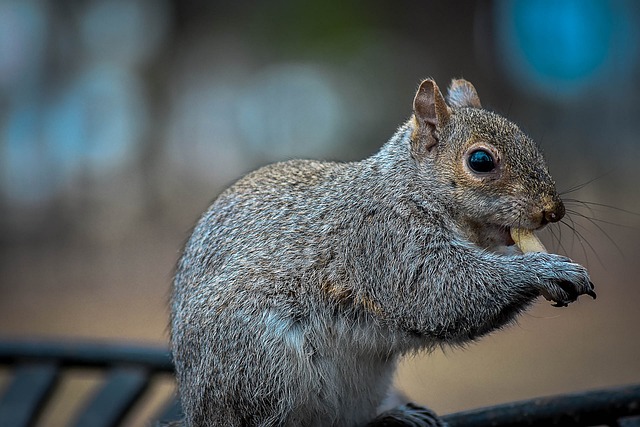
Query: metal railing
xmin=1 ymin=340 xmax=638 ymax=427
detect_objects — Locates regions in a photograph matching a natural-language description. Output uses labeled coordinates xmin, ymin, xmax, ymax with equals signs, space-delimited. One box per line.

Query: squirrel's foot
xmin=548 ymin=280 xmax=597 ymax=307
xmin=366 ymin=403 xmax=446 ymax=427
xmin=525 ymin=253 xmax=596 ymax=307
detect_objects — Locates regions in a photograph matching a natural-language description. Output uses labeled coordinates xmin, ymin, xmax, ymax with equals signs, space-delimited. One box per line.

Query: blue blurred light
xmin=237 ymin=64 xmax=344 ymax=160
xmin=495 ymin=0 xmax=637 ymax=96
xmin=0 ymin=0 xmax=47 ymax=91
xmin=44 ymin=65 xmax=147 ymax=176
xmin=80 ymin=0 xmax=169 ymax=66
xmin=513 ymin=0 xmax=612 ymax=81
xmin=2 ymin=103 xmax=54 ymax=205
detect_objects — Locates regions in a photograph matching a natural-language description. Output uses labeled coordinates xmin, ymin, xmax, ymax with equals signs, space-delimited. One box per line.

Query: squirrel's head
xmin=410 ymin=78 xmax=564 ymax=251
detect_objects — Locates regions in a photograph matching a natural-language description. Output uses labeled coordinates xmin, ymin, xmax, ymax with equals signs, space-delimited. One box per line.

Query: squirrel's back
xmin=174 ymin=159 xmax=360 ymax=290
xmin=172 ymin=157 xmax=404 ymax=426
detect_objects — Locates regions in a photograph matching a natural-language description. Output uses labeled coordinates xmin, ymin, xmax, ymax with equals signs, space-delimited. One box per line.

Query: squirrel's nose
xmin=542 ymin=199 xmax=565 ymax=224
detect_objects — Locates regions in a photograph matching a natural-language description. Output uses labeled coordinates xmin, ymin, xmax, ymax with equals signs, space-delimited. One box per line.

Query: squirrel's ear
xmin=446 ymin=79 xmax=481 ymax=109
xmin=412 ymin=79 xmax=451 ymax=153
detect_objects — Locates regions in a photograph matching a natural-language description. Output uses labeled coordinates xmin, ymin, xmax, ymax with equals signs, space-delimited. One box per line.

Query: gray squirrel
xmin=170 ymin=78 xmax=596 ymax=426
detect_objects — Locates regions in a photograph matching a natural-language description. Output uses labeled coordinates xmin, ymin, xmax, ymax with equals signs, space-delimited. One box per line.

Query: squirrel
xmin=170 ymin=78 xmax=596 ymax=427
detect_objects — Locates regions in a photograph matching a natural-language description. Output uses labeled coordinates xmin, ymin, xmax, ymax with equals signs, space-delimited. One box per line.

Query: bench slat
xmin=443 ymin=384 xmax=640 ymax=427
xmin=71 ymin=367 xmax=149 ymax=427
xmin=0 ymin=363 xmax=58 ymax=427
xmin=156 ymin=396 xmax=183 ymax=424
xmin=619 ymin=415 xmax=640 ymax=427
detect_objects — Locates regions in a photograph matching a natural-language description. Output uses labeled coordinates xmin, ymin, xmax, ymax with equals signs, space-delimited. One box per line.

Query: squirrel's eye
xmin=467 ymin=149 xmax=495 ymax=173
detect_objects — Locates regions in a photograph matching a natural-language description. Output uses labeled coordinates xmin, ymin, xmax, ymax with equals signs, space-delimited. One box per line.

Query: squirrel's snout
xmin=541 ymin=198 xmax=565 ymax=225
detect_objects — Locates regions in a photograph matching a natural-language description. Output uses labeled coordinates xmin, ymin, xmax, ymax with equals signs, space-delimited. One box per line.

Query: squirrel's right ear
xmin=412 ymin=79 xmax=451 ymax=153
xmin=447 ymin=79 xmax=482 ymax=109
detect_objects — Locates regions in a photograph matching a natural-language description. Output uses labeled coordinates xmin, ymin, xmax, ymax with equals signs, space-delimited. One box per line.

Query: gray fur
xmin=170 ymin=78 xmax=593 ymax=426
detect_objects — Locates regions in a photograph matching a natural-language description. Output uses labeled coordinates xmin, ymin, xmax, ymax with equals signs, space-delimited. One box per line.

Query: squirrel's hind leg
xmin=367 ymin=403 xmax=446 ymax=427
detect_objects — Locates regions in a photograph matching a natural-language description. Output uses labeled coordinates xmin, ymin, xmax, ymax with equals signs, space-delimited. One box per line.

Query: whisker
xmin=564 ymin=199 xmax=640 ymax=217
xmin=559 ymin=215 xmax=586 ymax=260
xmin=559 ymin=171 xmax=613 ymax=196
xmin=556 ymin=175 xmax=636 ymax=266
xmin=564 ymin=212 xmax=580 ymax=255
xmin=565 ymin=209 xmax=625 ymax=258
xmin=545 ymin=223 xmax=570 ymax=256
xmin=545 ymin=224 xmax=558 ymax=252
xmin=560 ymin=215 xmax=605 ymax=269
xmin=564 ymin=209 xmax=638 ymax=230
xmin=564 ymin=199 xmax=597 ymax=218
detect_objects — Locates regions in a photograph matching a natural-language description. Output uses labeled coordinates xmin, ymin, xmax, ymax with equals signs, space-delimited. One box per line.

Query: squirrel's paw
xmin=366 ymin=403 xmax=446 ymax=427
xmin=524 ymin=253 xmax=596 ymax=307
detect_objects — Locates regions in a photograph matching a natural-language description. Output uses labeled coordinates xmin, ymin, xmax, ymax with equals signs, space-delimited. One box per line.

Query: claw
xmin=558 ymin=281 xmax=579 ymax=301
xmin=586 ymin=281 xmax=597 ymax=299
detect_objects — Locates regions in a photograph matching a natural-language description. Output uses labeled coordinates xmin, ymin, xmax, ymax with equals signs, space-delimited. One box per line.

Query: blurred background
xmin=1 ymin=0 xmax=640 ymax=423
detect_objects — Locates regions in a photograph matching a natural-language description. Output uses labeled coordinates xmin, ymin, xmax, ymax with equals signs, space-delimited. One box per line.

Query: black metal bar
xmin=0 ymin=340 xmax=173 ymax=372
xmin=71 ymin=367 xmax=150 ymax=427
xmin=2 ymin=340 xmax=640 ymax=427
xmin=0 ymin=363 xmax=59 ymax=427
xmin=156 ymin=396 xmax=183 ymax=424
xmin=618 ymin=415 xmax=640 ymax=427
xmin=442 ymin=384 xmax=640 ymax=427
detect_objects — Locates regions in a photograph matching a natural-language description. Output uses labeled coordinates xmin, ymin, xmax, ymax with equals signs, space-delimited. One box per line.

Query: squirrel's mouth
xmin=468 ymin=221 xmax=547 ymax=254
xmin=488 ymin=226 xmax=516 ymax=255
xmin=503 ymin=227 xmax=516 ymax=247
xmin=490 ymin=226 xmax=547 ymax=255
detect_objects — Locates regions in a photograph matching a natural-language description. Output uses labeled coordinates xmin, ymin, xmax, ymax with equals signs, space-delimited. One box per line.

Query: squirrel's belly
xmin=259 ymin=309 xmax=397 ymax=425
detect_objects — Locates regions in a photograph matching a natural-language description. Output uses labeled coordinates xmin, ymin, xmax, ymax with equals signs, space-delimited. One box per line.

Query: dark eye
xmin=468 ymin=149 xmax=496 ymax=173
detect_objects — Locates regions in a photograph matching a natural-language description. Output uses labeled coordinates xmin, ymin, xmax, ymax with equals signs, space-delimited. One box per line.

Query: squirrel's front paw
xmin=526 ymin=253 xmax=596 ymax=307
